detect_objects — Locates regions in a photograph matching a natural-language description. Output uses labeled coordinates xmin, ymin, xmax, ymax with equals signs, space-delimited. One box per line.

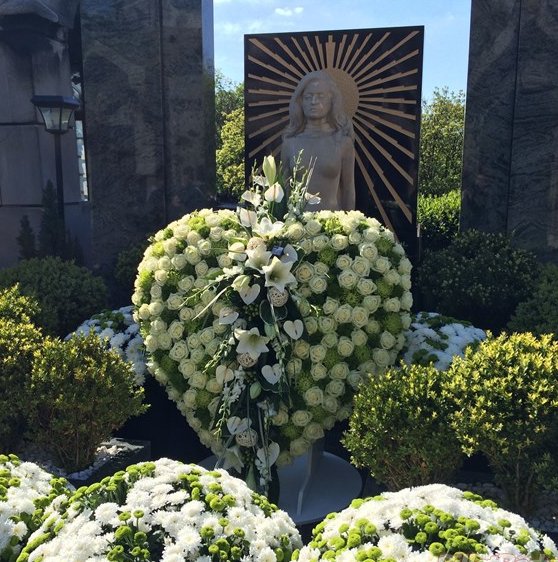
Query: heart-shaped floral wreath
xmin=133 ymin=156 xmax=413 ymax=492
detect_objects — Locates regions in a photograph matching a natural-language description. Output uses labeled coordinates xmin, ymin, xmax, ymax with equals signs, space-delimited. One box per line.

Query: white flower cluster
xmin=69 ymin=306 xmax=146 ymax=385
xmin=132 ymin=156 xmax=412 ymax=491
xmin=24 ymin=458 xmax=301 ymax=562
xmin=401 ymin=312 xmax=487 ymax=371
xmin=296 ymin=484 xmax=558 ymax=562
xmin=0 ymin=455 xmax=68 ymax=560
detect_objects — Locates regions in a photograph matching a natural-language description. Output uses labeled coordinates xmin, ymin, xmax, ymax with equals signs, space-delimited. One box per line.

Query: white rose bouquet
xmin=295 ymin=484 xmax=558 ymax=562
xmin=22 ymin=458 xmax=301 ymax=562
xmin=401 ymin=312 xmax=486 ymax=371
xmin=69 ymin=306 xmax=147 ymax=385
xmin=133 ymin=155 xmax=412 ymax=493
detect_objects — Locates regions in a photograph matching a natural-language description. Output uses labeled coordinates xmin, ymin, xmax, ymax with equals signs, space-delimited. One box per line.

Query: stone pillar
xmin=0 ymin=9 xmax=81 ymax=268
xmin=80 ymin=0 xmax=215 ymax=273
xmin=461 ymin=0 xmax=558 ymax=261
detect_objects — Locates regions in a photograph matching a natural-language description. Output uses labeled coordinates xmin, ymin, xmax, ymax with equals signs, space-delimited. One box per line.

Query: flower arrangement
xmin=22 ymin=458 xmax=301 ymax=562
xmin=295 ymin=484 xmax=558 ymax=561
xmin=0 ymin=454 xmax=69 ymax=561
xmin=70 ymin=306 xmax=146 ymax=385
xmin=132 ymin=156 xmax=412 ymax=492
xmin=401 ymin=312 xmax=486 ymax=371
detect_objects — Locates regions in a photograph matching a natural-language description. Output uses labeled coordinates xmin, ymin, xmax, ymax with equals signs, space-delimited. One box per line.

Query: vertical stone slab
xmin=461 ymin=0 xmax=521 ymax=233
xmin=81 ymin=0 xmax=215 ymax=273
xmin=507 ymin=0 xmax=558 ymax=259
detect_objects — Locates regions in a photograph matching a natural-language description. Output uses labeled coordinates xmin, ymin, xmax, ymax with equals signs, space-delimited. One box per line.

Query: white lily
xmin=221 ymin=445 xmax=244 ymax=472
xmin=234 ymin=327 xmax=270 ymax=359
xmin=264 ymin=182 xmax=284 ymax=203
xmin=253 ymin=217 xmax=284 ymax=237
xmin=245 ymin=243 xmax=272 ymax=271
xmin=262 ymin=256 xmax=296 ymax=292
xmin=241 ymin=190 xmax=262 ymax=207
xmin=238 ymin=207 xmax=258 ymax=228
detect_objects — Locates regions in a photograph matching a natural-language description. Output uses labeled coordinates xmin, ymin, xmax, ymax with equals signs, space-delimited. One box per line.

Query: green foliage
xmin=0 ymin=319 xmax=44 ymax=452
xmin=445 ymin=333 xmax=558 ymax=514
xmin=507 ymin=263 xmax=558 ymax=336
xmin=0 ymin=257 xmax=108 ymax=337
xmin=215 ymin=70 xmax=244 ymax=150
xmin=216 ymin=106 xmax=245 ymax=199
xmin=0 ymin=284 xmax=40 ymax=324
xmin=419 ymin=88 xmax=465 ymax=197
xmin=417 ymin=230 xmax=539 ymax=332
xmin=16 ymin=215 xmax=37 ymax=260
xmin=342 ymin=363 xmax=463 ymax=490
xmin=417 ymin=189 xmax=461 ymax=252
xmin=26 ymin=333 xmax=147 ymax=472
xmin=114 ymin=241 xmax=150 ymax=299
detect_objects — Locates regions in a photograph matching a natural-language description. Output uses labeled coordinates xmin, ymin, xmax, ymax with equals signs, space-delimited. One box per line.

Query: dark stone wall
xmin=81 ymin=0 xmax=215 ymax=273
xmin=461 ymin=0 xmax=558 ymax=261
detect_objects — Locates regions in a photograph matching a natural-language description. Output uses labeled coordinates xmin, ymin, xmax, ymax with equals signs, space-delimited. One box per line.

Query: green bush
xmin=417 ymin=230 xmax=539 ymax=332
xmin=114 ymin=241 xmax=150 ymax=300
xmin=445 ymin=332 xmax=558 ymax=514
xmin=417 ymin=189 xmax=461 ymax=252
xmin=216 ymin=106 xmax=245 ymax=199
xmin=0 ymin=256 xmax=108 ymax=337
xmin=507 ymin=263 xmax=558 ymax=336
xmin=0 ymin=284 xmax=40 ymax=324
xmin=0 ymin=319 xmax=44 ymax=452
xmin=26 ymin=333 xmax=147 ymax=472
xmin=342 ymin=363 xmax=463 ymax=490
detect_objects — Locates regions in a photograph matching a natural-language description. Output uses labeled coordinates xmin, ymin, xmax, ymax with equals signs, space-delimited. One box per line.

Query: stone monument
xmin=461 ymin=0 xmax=558 ymax=262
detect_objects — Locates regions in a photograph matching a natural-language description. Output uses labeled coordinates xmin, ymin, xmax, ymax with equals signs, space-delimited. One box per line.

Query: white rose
xmin=351 ymin=256 xmax=370 ymax=277
xmin=272 ymin=409 xmax=289 ymax=426
xmin=141 ymin=256 xmax=158 ymax=272
xmin=318 ymin=316 xmax=337 ymax=334
xmin=217 ymin=254 xmax=233 ymax=268
xmin=373 ymin=348 xmax=391 ymax=368
xmin=337 ymin=337 xmax=354 ymax=357
xmin=330 ymin=234 xmax=349 ymax=251
xmin=206 ymin=378 xmax=223 ymax=394
xmin=299 ymin=238 xmax=313 ymax=254
xmin=384 ymin=297 xmax=401 ymax=313
xmin=186 ymin=230 xmax=202 ymax=245
xmin=401 ymin=274 xmax=412 ymax=290
xmin=205 ymin=339 xmax=220 ymax=357
xmin=351 ymin=329 xmax=368 ymax=347
xmin=304 ymin=386 xmax=324 ymax=407
xmin=356 ymin=278 xmax=376 ymax=296
xmin=294 ymin=340 xmax=310 ymax=359
xmin=325 ymin=379 xmax=345 ymax=398
xmin=335 ymin=254 xmax=352 ymax=270
xmin=287 ymin=222 xmax=304 ymax=240
xmin=330 ymin=362 xmax=349 ymax=380
xmin=179 ymin=360 xmax=196 ymax=377
xmin=338 ymin=269 xmax=358 ymax=289
xmin=292 ymin=410 xmax=312 ymax=427
xmin=363 ymin=295 xmax=381 ymax=313
xmin=312 ymin=235 xmax=328 ymax=251
xmin=168 ymin=320 xmax=184 ymax=340
xmin=398 ymin=257 xmax=412 ymax=274
xmin=286 ymin=358 xmax=302 ymax=377
xmin=372 ymin=256 xmax=391 ymax=273
xmin=383 ymin=269 xmax=401 ymax=285
xmin=304 ymin=219 xmax=322 ymax=236
xmin=366 ymin=320 xmax=381 ymax=335
xmin=310 ymin=363 xmax=328 ymax=381
xmin=178 ymin=276 xmax=195 ymax=292
xmin=334 ymin=304 xmax=352 ymax=324
xmin=197 ymin=240 xmax=212 ymax=256
xmin=195 ymin=261 xmax=209 ymax=277
xmin=174 ymin=223 xmax=190 ymax=240
xmin=167 ymin=293 xmax=183 ymax=311
xmin=347 ymin=370 xmax=362 ymax=389
xmin=190 ymin=372 xmax=207 ymax=389
xmin=314 ymin=261 xmax=329 ymax=275
xmin=337 ymin=404 xmax=353 ymax=421
xmin=401 ymin=312 xmax=412 ymax=330
xmin=184 ymin=246 xmax=201 ymax=265
xmin=401 ymin=291 xmax=413 ymax=310
xmin=187 ymin=333 xmax=201 ymax=349
xmin=205 ymin=213 xmax=220 ymax=227
xmin=158 ymin=332 xmax=172 ymax=350
xmin=151 ymin=318 xmax=167 ymax=334
xmin=137 ymin=304 xmax=151 ymax=320
xmin=169 ymin=340 xmax=189 ymax=361
xmin=163 ymin=240 xmax=177 ymax=257
xmin=199 ymin=328 xmax=214 ymax=345
xmin=309 ymin=276 xmax=328 ymax=294
xmin=309 ymin=344 xmax=327 ymax=363
xmin=304 ymin=317 xmax=318 ymax=335
xmin=359 ymin=242 xmax=378 ymax=261
xmin=323 ymin=297 xmax=339 ymax=315
xmin=171 ymin=254 xmax=188 ymax=270
xmin=154 ymin=269 xmax=168 ymax=285
xmin=150 ymin=284 xmax=163 ymax=299
xmin=380 ymin=331 xmax=397 ymax=350
xmin=179 ymin=307 xmax=194 ymax=322
xmin=183 ymin=389 xmax=197 ymax=407
xmin=351 ymin=306 xmax=369 ymax=328
xmin=295 ymin=262 xmax=314 ymax=283
xmin=321 ymin=332 xmax=338 ymax=349
xmin=190 ymin=348 xmax=206 ymax=364
xmin=290 ymin=437 xmax=311 ymax=457
xmin=363 ymin=228 xmax=380 ymax=242
xmin=144 ymin=334 xmax=158 ymax=352
xmin=323 ymin=395 xmax=339 ymax=414
xmin=277 ymin=451 xmax=293 ymax=467
xmin=209 ymin=226 xmax=223 ymax=242
xmin=303 ymin=422 xmax=325 ymax=441
xmin=158 ymin=256 xmax=172 ymax=270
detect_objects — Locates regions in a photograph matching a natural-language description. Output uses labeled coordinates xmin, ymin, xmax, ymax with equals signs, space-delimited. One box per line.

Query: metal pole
xmin=53 ymin=133 xmax=65 ymax=224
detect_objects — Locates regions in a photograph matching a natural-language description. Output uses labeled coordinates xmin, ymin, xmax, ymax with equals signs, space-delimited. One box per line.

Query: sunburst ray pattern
xmin=244 ymin=26 xmax=424 ymax=252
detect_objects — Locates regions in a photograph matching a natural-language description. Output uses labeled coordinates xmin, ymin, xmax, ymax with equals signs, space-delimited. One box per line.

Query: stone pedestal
xmin=80 ymin=0 xmax=215 ymax=274
xmin=461 ymin=0 xmax=558 ymax=262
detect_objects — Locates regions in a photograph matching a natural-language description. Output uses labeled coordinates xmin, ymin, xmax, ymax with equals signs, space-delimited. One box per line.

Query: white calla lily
xmin=264 ymin=182 xmax=284 ymax=203
xmin=253 ymin=217 xmax=284 ymax=237
xmin=226 ymin=416 xmax=250 ymax=435
xmin=238 ymin=283 xmax=260 ymax=305
xmin=261 ymin=364 xmax=282 ymax=385
xmin=238 ymin=207 xmax=258 ymax=227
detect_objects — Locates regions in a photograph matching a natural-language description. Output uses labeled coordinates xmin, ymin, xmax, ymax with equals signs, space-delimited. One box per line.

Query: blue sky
xmin=213 ymin=0 xmax=471 ymax=100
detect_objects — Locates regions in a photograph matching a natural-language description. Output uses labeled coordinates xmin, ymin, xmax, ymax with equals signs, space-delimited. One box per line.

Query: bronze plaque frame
xmin=244 ymin=26 xmax=424 ymax=254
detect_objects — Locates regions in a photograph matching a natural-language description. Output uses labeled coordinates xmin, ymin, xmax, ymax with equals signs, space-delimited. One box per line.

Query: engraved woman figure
xmin=281 ymin=70 xmax=356 ymax=211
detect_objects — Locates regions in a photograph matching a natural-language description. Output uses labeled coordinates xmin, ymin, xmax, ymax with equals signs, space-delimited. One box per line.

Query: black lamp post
xmin=31 ymin=95 xmax=80 ymax=223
